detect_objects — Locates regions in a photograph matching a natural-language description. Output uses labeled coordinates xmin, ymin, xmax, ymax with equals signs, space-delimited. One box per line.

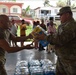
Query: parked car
xmin=8 ymin=15 xmax=33 ymax=26
xmin=8 ymin=15 xmax=22 ymax=25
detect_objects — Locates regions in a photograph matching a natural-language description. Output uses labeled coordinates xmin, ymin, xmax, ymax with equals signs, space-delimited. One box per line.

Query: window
xmin=41 ymin=10 xmax=49 ymax=15
xmin=41 ymin=10 xmax=44 ymax=14
xmin=2 ymin=8 xmax=6 ymax=13
xmin=13 ymin=8 xmax=18 ymax=13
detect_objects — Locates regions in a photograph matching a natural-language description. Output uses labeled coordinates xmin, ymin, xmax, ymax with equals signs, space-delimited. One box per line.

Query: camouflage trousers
xmin=0 ymin=62 xmax=7 ymax=75
xmin=56 ymin=58 xmax=76 ymax=75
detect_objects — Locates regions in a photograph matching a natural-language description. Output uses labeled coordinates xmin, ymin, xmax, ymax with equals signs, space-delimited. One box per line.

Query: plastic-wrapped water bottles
xmin=42 ymin=65 xmax=55 ymax=75
xmin=29 ymin=66 xmax=43 ymax=75
xmin=38 ymin=25 xmax=49 ymax=47
xmin=14 ymin=59 xmax=56 ymax=75
xmin=14 ymin=66 xmax=29 ymax=75
xmin=31 ymin=25 xmax=49 ymax=47
xmin=40 ymin=59 xmax=56 ymax=75
xmin=28 ymin=59 xmax=41 ymax=67
xmin=16 ymin=60 xmax=28 ymax=67
xmin=40 ymin=59 xmax=53 ymax=66
xmin=14 ymin=60 xmax=29 ymax=75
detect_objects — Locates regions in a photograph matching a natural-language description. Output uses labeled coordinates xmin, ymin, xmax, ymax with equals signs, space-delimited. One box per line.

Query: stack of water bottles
xmin=29 ymin=66 xmax=43 ymax=75
xmin=40 ymin=59 xmax=55 ymax=75
xmin=14 ymin=60 xmax=29 ymax=75
xmin=29 ymin=60 xmax=43 ymax=75
xmin=14 ymin=59 xmax=56 ymax=75
xmin=28 ymin=60 xmax=41 ymax=67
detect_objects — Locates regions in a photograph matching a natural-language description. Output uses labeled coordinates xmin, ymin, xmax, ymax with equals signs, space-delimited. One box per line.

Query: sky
xmin=1 ymin=0 xmax=76 ymax=9
xmin=15 ymin=0 xmax=58 ymax=9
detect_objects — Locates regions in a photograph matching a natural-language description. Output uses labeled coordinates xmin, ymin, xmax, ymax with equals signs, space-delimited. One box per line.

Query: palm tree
xmin=44 ymin=0 xmax=52 ymax=7
xmin=22 ymin=6 xmax=31 ymax=17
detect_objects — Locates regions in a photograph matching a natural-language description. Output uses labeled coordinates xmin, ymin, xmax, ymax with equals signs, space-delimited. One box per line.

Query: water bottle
xmin=14 ymin=66 xmax=29 ymax=75
xmin=42 ymin=65 xmax=55 ymax=75
xmin=29 ymin=66 xmax=43 ymax=75
xmin=28 ymin=59 xmax=41 ymax=67
xmin=31 ymin=25 xmax=49 ymax=47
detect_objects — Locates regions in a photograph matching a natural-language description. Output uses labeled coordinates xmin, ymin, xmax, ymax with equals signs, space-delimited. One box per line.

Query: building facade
xmin=0 ymin=2 xmax=23 ymax=16
xmin=34 ymin=6 xmax=76 ymax=21
xmin=34 ymin=7 xmax=60 ymax=21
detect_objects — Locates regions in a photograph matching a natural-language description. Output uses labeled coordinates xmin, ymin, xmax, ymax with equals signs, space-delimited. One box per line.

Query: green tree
xmin=12 ymin=0 xmax=16 ymax=1
xmin=21 ymin=6 xmax=31 ymax=17
xmin=43 ymin=0 xmax=52 ymax=7
xmin=56 ymin=0 xmax=67 ymax=7
xmin=8 ymin=0 xmax=16 ymax=1
xmin=57 ymin=0 xmax=76 ymax=8
xmin=25 ymin=5 xmax=30 ymax=13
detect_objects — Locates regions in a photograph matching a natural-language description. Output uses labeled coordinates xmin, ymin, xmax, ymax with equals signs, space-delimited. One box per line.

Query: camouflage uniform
xmin=0 ymin=28 xmax=11 ymax=75
xmin=47 ymin=18 xmax=76 ymax=75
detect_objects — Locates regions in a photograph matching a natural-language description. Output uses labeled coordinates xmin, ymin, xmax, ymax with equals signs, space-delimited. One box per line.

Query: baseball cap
xmin=57 ymin=6 xmax=72 ymax=15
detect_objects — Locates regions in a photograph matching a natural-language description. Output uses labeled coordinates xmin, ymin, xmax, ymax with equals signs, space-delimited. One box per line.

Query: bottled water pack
xmin=31 ymin=25 xmax=49 ymax=47
xmin=14 ymin=59 xmax=56 ymax=75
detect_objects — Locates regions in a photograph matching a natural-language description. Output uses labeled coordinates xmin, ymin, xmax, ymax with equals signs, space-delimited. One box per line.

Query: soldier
xmin=36 ymin=6 xmax=76 ymax=75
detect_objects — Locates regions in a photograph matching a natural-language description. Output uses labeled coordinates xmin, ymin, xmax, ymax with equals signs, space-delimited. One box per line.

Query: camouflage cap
xmin=57 ymin=6 xmax=72 ymax=15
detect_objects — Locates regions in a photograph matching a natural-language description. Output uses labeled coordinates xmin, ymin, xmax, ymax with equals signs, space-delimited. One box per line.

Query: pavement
xmin=5 ymin=42 xmax=57 ymax=75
